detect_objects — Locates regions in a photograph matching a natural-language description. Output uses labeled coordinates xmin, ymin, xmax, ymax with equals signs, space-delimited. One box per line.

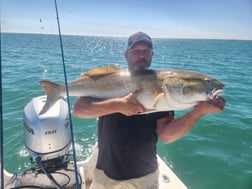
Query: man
xmin=72 ymin=31 xmax=226 ymax=189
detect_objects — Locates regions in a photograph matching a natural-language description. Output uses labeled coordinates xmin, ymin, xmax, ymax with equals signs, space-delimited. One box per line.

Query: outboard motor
xmin=23 ymin=96 xmax=71 ymax=164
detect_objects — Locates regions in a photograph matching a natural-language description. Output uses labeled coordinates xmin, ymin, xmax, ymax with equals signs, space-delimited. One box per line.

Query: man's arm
xmin=72 ymin=90 xmax=146 ymax=118
xmin=157 ymin=96 xmax=226 ymax=144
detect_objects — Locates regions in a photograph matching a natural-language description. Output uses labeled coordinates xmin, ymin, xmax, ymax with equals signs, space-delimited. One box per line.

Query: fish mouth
xmin=208 ymin=88 xmax=224 ymax=99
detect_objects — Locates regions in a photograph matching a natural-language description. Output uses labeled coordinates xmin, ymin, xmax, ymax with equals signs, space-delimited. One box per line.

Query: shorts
xmin=90 ymin=168 xmax=159 ymax=189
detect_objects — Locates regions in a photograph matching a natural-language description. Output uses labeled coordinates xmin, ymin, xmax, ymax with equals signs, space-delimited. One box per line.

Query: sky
xmin=1 ymin=0 xmax=252 ymax=40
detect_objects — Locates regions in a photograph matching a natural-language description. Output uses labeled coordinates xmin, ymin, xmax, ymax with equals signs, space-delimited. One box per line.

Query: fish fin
xmin=152 ymin=92 xmax=166 ymax=108
xmin=39 ymin=80 xmax=63 ymax=115
xmin=82 ymin=66 xmax=121 ymax=77
xmin=146 ymin=108 xmax=156 ymax=112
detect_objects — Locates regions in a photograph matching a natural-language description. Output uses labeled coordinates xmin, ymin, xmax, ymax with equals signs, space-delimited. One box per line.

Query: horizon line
xmin=2 ymin=31 xmax=252 ymax=41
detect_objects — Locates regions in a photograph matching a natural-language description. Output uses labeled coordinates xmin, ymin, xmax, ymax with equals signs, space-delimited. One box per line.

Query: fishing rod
xmin=54 ymin=0 xmax=80 ymax=188
xmin=0 ymin=12 xmax=4 ymax=189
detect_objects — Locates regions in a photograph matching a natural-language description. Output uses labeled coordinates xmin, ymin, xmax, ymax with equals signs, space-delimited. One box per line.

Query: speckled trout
xmin=39 ymin=66 xmax=224 ymax=115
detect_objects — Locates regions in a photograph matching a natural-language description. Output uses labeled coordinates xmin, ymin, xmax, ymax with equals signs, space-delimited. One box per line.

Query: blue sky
xmin=1 ymin=0 xmax=252 ymax=39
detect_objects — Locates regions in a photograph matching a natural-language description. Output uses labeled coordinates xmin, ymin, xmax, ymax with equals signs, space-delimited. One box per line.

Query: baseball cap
xmin=127 ymin=32 xmax=153 ymax=50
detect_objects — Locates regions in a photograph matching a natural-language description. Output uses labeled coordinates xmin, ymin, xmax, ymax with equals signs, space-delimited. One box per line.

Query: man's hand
xmin=118 ymin=89 xmax=146 ymax=116
xmin=194 ymin=96 xmax=226 ymax=116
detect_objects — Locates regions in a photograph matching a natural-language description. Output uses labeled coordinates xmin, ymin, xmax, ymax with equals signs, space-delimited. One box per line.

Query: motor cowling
xmin=23 ymin=96 xmax=71 ymax=161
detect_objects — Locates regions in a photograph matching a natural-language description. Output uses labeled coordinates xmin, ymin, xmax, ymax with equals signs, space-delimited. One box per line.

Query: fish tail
xmin=39 ymin=80 xmax=63 ymax=115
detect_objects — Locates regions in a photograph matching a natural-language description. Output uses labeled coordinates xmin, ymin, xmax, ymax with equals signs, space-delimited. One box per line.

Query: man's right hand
xmin=118 ymin=89 xmax=146 ymax=116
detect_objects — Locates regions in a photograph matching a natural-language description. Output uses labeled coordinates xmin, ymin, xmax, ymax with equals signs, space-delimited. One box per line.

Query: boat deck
xmin=3 ymin=146 xmax=187 ymax=189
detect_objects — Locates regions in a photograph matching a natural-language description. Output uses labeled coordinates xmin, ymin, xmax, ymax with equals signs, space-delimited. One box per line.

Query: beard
xmin=132 ymin=59 xmax=150 ymax=71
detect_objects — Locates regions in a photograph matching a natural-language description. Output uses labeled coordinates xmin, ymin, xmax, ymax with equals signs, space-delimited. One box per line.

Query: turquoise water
xmin=1 ymin=33 xmax=252 ymax=189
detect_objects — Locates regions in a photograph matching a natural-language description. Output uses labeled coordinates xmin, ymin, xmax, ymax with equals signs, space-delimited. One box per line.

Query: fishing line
xmin=54 ymin=0 xmax=80 ymax=188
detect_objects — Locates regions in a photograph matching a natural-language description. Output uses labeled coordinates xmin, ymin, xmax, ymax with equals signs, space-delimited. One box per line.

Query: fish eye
xmin=204 ymin=78 xmax=210 ymax=82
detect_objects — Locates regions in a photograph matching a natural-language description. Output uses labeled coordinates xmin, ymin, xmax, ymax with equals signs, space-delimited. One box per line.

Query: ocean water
xmin=1 ymin=33 xmax=252 ymax=189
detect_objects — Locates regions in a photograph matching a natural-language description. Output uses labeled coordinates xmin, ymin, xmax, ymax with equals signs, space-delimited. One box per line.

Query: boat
xmin=2 ymin=96 xmax=188 ymax=189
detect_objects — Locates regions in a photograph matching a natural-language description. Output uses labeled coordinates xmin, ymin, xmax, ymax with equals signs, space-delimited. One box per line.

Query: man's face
xmin=125 ymin=44 xmax=153 ymax=72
